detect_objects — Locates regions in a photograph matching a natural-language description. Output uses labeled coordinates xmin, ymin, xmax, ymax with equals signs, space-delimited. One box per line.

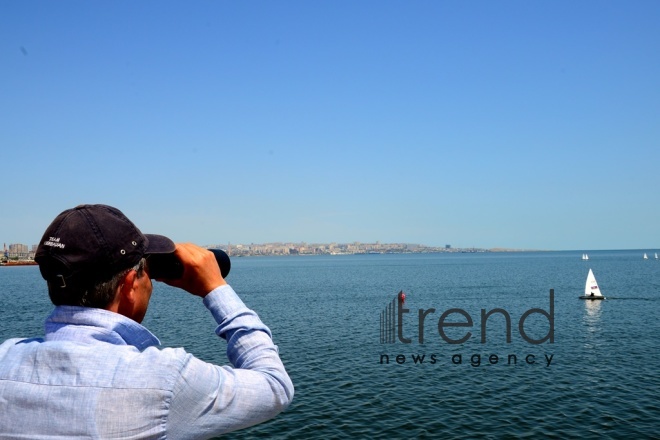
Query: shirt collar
xmin=45 ymin=306 xmax=160 ymax=350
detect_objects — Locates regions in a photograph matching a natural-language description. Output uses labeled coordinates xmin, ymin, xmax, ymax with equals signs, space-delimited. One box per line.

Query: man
xmin=0 ymin=204 xmax=293 ymax=439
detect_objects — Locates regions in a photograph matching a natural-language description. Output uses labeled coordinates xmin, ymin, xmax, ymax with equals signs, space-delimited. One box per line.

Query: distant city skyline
xmin=2 ymin=2 xmax=659 ymax=251
xmin=2 ymin=238 xmax=477 ymax=261
xmin=4 ymin=236 xmax=658 ymax=259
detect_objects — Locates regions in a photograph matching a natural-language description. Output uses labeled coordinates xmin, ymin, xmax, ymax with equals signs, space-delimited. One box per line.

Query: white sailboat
xmin=643 ymin=253 xmax=648 ymax=260
xmin=582 ymin=253 xmax=589 ymax=260
xmin=579 ymin=268 xmax=605 ymax=300
xmin=655 ymin=253 xmax=658 ymax=260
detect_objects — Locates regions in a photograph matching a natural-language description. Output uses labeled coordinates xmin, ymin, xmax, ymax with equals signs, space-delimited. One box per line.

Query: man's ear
xmin=116 ymin=270 xmax=138 ymax=313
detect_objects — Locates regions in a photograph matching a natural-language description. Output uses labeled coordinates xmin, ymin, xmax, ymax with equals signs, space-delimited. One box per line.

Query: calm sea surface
xmin=2 ymin=251 xmax=659 ymax=438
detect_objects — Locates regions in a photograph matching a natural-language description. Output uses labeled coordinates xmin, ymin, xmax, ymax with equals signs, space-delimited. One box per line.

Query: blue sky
xmin=2 ymin=1 xmax=659 ymax=250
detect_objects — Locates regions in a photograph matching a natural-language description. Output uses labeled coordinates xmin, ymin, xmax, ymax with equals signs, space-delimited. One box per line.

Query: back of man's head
xmin=35 ymin=204 xmax=175 ymax=307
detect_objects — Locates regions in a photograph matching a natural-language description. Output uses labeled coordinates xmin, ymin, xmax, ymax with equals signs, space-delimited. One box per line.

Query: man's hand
xmin=161 ymin=243 xmax=227 ymax=297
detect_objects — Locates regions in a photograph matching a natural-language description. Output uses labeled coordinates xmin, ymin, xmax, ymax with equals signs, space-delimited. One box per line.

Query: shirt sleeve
xmin=166 ymin=284 xmax=294 ymax=438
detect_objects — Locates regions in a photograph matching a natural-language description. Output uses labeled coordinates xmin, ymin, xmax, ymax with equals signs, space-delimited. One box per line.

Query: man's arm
xmin=167 ymin=284 xmax=293 ymax=437
xmin=161 ymin=244 xmax=293 ymax=437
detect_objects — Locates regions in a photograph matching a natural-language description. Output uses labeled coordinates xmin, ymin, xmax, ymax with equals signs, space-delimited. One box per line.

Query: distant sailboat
xmin=579 ymin=268 xmax=605 ymax=300
xmin=582 ymin=253 xmax=589 ymax=260
xmin=655 ymin=253 xmax=658 ymax=260
xmin=643 ymin=253 xmax=648 ymax=260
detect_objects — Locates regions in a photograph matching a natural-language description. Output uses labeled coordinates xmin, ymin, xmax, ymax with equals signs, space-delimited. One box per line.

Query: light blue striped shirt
xmin=0 ymin=284 xmax=294 ymax=439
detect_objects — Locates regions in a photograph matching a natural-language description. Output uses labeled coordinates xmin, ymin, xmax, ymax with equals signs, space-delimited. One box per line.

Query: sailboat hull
xmin=579 ymin=296 xmax=605 ymax=300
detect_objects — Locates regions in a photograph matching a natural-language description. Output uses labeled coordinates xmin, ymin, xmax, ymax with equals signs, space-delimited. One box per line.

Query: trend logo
xmin=380 ymin=289 xmax=554 ymax=345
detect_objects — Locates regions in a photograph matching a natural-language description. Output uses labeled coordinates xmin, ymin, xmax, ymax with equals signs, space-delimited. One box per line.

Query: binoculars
xmin=147 ymin=249 xmax=231 ymax=280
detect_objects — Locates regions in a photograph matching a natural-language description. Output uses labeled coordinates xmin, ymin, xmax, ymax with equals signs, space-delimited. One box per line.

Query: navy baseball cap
xmin=35 ymin=204 xmax=175 ymax=290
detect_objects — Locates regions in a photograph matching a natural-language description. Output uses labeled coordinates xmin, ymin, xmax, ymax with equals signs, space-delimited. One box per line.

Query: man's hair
xmin=47 ymin=258 xmax=146 ymax=308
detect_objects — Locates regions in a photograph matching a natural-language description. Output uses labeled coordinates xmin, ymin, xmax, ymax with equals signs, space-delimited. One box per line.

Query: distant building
xmin=7 ymin=243 xmax=34 ymax=259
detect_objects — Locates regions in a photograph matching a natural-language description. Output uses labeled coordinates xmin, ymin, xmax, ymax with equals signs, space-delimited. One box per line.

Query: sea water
xmin=1 ymin=250 xmax=659 ymax=438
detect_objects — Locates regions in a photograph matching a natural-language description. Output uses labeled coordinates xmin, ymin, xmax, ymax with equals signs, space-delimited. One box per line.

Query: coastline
xmin=0 ymin=260 xmax=38 ymax=267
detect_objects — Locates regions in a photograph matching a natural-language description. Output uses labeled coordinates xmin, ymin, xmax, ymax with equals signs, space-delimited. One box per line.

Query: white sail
xmin=643 ymin=253 xmax=648 ymax=260
xmin=584 ymin=269 xmax=603 ymax=298
xmin=655 ymin=253 xmax=658 ymax=260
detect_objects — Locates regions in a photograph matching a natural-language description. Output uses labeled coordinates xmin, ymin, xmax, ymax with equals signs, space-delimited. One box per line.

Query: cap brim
xmin=144 ymin=234 xmax=176 ymax=255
